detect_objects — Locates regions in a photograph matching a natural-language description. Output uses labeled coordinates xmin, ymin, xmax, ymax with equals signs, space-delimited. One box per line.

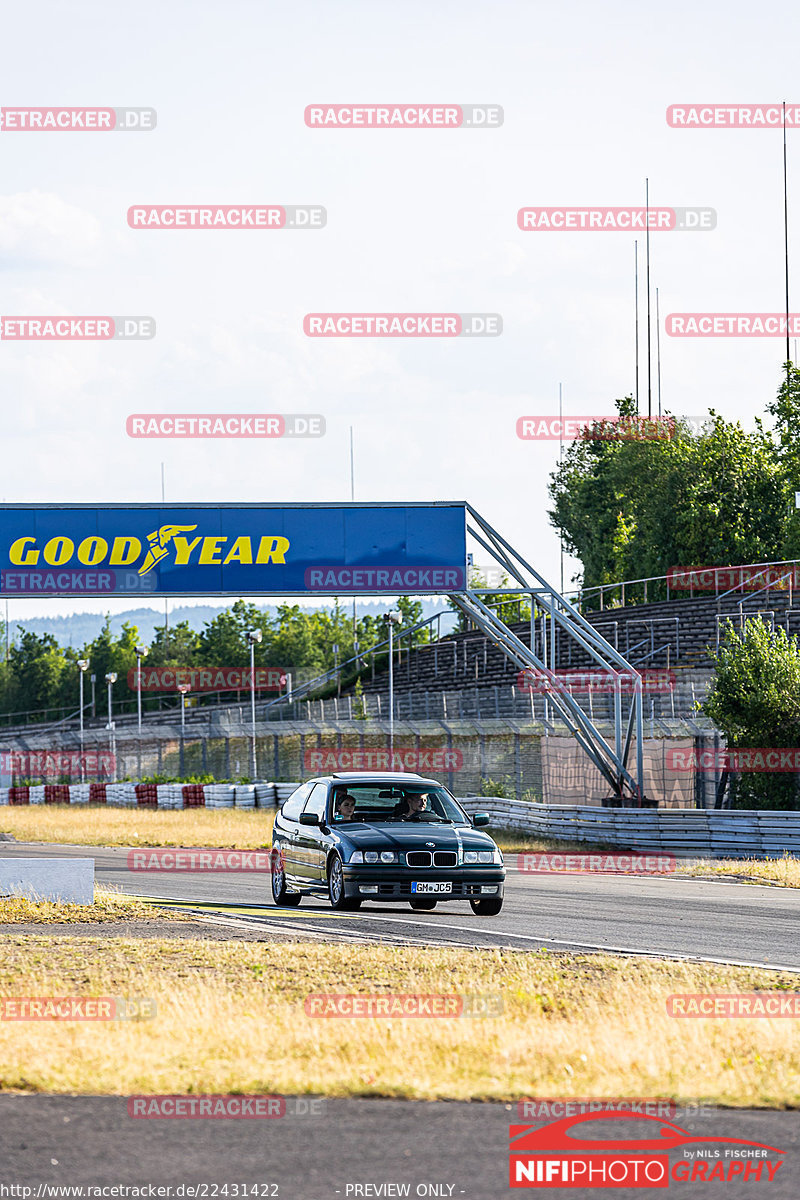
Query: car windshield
xmin=330 ymin=784 xmax=469 ymax=825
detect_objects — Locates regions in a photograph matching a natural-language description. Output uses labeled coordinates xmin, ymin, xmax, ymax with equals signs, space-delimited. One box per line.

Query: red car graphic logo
xmin=510 ymin=1110 xmax=784 ymax=1154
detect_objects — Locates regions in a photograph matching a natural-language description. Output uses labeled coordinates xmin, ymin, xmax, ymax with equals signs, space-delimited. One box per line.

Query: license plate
xmin=411 ymin=881 xmax=452 ymax=894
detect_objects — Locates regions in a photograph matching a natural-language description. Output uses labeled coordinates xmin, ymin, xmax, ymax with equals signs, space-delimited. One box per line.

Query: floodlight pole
xmin=247 ymin=630 xmax=262 ymax=779
xmin=105 ymin=672 xmax=117 ymax=782
xmin=387 ymin=611 xmax=402 ymax=756
xmin=77 ymin=660 xmax=89 ymax=782
xmin=135 ymin=645 xmax=148 ymax=736
xmin=177 ymin=683 xmax=190 ymax=775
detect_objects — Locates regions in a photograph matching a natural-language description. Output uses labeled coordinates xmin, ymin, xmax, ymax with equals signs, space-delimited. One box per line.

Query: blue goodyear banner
xmin=0 ymin=503 xmax=468 ymax=596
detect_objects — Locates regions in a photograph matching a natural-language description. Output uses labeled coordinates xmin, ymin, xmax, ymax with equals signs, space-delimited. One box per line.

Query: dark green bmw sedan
xmin=270 ymin=771 xmax=505 ymax=915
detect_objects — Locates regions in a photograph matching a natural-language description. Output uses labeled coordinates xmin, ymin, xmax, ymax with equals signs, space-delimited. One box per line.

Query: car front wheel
xmin=470 ymin=897 xmax=503 ymax=916
xmin=328 ymin=855 xmax=361 ymax=911
xmin=271 ymin=848 xmax=301 ymax=907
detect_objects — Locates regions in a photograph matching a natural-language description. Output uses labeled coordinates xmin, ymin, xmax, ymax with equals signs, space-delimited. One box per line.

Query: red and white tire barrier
xmin=0 ymin=782 xmax=286 ymax=808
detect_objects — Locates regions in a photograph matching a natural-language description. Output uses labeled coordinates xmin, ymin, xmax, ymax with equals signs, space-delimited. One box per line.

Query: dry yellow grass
xmin=0 ymin=935 xmax=797 ymax=1105
xmin=0 ymin=805 xmax=275 ymax=847
xmin=678 ymin=854 xmax=800 ymax=888
xmin=0 ymin=888 xmax=188 ymax=924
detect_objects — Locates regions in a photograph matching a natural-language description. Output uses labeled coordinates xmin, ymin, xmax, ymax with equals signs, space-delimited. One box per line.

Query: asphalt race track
xmin=3 ymin=842 xmax=800 ymax=969
xmin=1 ymin=1097 xmax=798 ymax=1199
xmin=3 ymin=843 xmax=800 ymax=1196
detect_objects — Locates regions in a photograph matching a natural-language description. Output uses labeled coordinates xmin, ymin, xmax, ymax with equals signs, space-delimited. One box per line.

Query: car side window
xmin=302 ymin=783 xmax=329 ymax=822
xmin=281 ymin=782 xmax=312 ymax=822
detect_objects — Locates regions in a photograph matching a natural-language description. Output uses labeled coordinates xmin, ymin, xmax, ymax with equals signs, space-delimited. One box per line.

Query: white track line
xmin=146 ymin=897 xmax=800 ymax=972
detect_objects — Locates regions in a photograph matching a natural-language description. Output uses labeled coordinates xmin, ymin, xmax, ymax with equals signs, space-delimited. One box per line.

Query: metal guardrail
xmin=567 ymin=557 xmax=800 ymax=610
xmin=458 ymin=797 xmax=800 ymax=858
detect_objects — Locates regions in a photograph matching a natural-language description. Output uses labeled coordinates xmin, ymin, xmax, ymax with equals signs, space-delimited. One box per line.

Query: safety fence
xmin=0 ymin=722 xmax=729 ymax=807
xmin=459 ymin=797 xmax=800 ymax=858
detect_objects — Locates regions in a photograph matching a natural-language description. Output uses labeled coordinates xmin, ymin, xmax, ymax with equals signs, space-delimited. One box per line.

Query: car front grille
xmin=405 ymin=850 xmax=459 ymax=868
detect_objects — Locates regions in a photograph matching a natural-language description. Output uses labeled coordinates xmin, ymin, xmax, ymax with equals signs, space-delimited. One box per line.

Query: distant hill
xmin=7 ymin=598 xmax=450 ymax=648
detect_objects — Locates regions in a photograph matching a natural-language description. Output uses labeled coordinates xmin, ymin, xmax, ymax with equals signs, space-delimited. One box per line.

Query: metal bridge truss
xmin=459 ymin=506 xmax=645 ymax=804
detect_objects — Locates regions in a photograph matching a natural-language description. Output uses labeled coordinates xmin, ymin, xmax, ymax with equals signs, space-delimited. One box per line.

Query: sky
xmin=1 ymin=0 xmax=799 ymax=627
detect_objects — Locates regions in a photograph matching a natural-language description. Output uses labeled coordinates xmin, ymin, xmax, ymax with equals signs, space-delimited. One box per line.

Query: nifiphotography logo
xmin=508 ymin=1111 xmax=785 ymax=1187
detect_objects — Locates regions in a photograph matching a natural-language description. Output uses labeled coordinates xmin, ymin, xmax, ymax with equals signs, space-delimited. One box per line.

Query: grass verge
xmin=0 ymin=806 xmax=275 ymax=848
xmin=677 ymin=854 xmax=800 ymax=888
xmin=0 ymin=805 xmax=602 ymax=856
xmin=0 ymin=935 xmax=798 ymax=1104
xmin=0 ymin=888 xmax=189 ymax=925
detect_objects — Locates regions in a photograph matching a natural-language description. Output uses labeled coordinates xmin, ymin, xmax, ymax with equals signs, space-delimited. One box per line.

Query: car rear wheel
xmin=271 ymin=848 xmax=301 ymax=907
xmin=470 ymin=897 xmax=503 ymax=915
xmin=328 ymin=854 xmax=361 ymax=911
xmin=409 ymin=897 xmax=437 ymax=910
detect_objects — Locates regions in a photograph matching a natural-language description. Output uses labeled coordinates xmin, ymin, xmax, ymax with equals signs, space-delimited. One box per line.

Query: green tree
xmin=703 ymin=619 xmax=800 ymax=809
xmin=548 ymin=394 xmax=786 ymax=601
xmin=7 ymin=629 xmax=68 ymax=714
xmin=146 ymin=620 xmax=199 ymax=668
xmin=766 ymin=361 xmax=800 ymax=558
xmin=197 ymin=600 xmax=272 ymax=668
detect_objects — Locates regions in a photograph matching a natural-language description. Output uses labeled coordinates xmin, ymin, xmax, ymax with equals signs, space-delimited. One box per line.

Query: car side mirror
xmin=299 ymin=812 xmax=322 ymax=826
xmin=472 ymin=812 xmax=490 ymax=827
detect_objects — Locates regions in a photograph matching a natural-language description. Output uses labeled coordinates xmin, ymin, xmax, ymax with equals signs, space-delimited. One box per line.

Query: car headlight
xmin=350 ymin=849 xmax=397 ymax=864
xmin=478 ymin=851 xmax=494 ymax=864
xmin=463 ymin=851 xmax=478 ymax=864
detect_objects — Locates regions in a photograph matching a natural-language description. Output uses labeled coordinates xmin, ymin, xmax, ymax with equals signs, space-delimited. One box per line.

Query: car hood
xmin=333 ymin=822 xmax=498 ymax=852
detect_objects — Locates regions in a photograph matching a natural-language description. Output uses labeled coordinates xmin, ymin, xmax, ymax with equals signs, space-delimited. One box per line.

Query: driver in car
xmin=395 ymin=792 xmax=428 ymax=819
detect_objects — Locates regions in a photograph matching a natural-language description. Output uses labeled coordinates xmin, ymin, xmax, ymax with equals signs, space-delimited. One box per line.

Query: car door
xmin=296 ymin=782 xmax=331 ymax=886
xmin=274 ymin=782 xmax=312 ymax=886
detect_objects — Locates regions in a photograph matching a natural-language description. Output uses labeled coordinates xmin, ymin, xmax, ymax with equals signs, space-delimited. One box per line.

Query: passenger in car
xmin=334 ymin=793 xmax=357 ymax=821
